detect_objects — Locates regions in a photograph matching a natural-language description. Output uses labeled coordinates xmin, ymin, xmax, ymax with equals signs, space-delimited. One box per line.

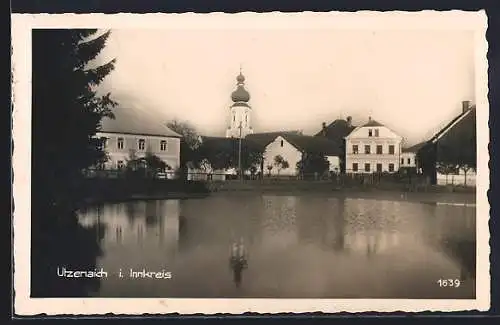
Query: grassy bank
xmin=208 ymin=180 xmax=477 ymax=205
xmin=76 ymin=177 xmax=210 ymax=207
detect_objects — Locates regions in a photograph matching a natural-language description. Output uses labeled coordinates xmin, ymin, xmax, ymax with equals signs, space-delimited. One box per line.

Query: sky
xmin=96 ymin=27 xmax=476 ymax=146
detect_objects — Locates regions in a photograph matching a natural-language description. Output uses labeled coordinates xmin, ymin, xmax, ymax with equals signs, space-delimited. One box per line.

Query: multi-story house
xmin=344 ymin=117 xmax=403 ymax=174
xmin=314 ymin=116 xmax=357 ymax=173
xmin=96 ymin=107 xmax=182 ymax=172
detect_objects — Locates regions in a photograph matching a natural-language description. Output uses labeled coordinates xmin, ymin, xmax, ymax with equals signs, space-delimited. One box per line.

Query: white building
xmin=260 ymin=133 xmax=341 ymax=176
xmin=344 ymin=117 xmax=403 ymax=174
xmin=96 ymin=107 xmax=182 ymax=172
xmin=226 ymin=70 xmax=254 ymax=138
xmin=400 ymin=144 xmax=422 ymax=170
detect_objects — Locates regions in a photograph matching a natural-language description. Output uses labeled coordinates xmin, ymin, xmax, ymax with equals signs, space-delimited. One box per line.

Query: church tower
xmin=226 ymin=69 xmax=253 ymax=138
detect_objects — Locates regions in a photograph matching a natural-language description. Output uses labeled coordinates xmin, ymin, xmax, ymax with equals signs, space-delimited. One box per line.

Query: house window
xmin=376 ymin=163 xmax=382 ymax=172
xmin=280 ymin=140 xmax=284 ymax=147
xmin=98 ymin=137 xmax=107 ymax=150
xmin=401 ymin=158 xmax=404 ymax=165
xmin=389 ymin=163 xmax=395 ymax=172
xmin=352 ymin=163 xmax=358 ymax=172
xmin=368 ymin=129 xmax=373 ymax=137
xmin=376 ymin=145 xmax=383 ymax=154
xmin=233 ymin=114 xmax=235 ymax=122
xmin=407 ymin=158 xmax=411 ymax=165
xmin=138 ymin=139 xmax=146 ymax=151
xmin=117 ymin=137 xmax=124 ymax=150
xmin=117 ymin=160 xmax=124 ymax=169
xmin=352 ymin=145 xmax=359 ymax=154
xmin=364 ymin=145 xmax=371 ymax=154
xmin=160 ymin=140 xmax=167 ymax=151
xmin=364 ymin=163 xmax=370 ymax=172
xmin=388 ymin=145 xmax=395 ymax=155
xmin=374 ymin=129 xmax=379 ymax=137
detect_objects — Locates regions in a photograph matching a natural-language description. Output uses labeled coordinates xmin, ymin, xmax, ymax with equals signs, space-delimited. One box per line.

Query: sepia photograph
xmin=12 ymin=11 xmax=489 ymax=314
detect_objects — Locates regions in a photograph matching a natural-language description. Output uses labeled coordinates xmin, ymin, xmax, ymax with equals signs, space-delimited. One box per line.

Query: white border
xmin=12 ymin=11 xmax=490 ymax=315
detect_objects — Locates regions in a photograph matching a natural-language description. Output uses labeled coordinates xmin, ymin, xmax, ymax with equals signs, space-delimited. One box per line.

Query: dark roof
xmin=245 ymin=131 xmax=303 ymax=147
xmin=283 ymin=134 xmax=342 ymax=156
xmin=199 ymin=136 xmax=261 ymax=152
xmin=100 ymin=106 xmax=181 ymax=138
xmin=231 ymin=102 xmax=251 ymax=108
xmin=362 ymin=118 xmax=384 ymax=127
xmin=402 ymin=141 xmax=427 ymax=153
xmin=314 ymin=119 xmax=356 ymax=141
xmin=429 ymin=106 xmax=476 ymax=144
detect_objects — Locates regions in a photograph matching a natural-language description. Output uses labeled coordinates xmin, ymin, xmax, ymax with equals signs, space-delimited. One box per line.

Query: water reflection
xmin=31 ymin=205 xmax=106 ymax=297
xmin=75 ymin=195 xmax=476 ymax=299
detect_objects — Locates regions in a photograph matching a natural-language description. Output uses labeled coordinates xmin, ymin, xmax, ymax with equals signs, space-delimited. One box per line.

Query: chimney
xmin=462 ymin=100 xmax=471 ymax=113
xmin=321 ymin=122 xmax=327 ymax=136
xmin=346 ymin=116 xmax=352 ymax=127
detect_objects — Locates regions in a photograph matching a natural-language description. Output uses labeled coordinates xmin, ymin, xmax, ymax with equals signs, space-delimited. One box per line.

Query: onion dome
xmin=231 ymin=71 xmax=250 ymax=102
xmin=236 ymin=72 xmax=245 ymax=84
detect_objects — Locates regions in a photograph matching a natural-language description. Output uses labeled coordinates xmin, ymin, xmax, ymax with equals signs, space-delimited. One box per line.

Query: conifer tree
xmin=32 ymin=29 xmax=117 ymax=206
xmin=31 ymin=29 xmax=117 ymax=297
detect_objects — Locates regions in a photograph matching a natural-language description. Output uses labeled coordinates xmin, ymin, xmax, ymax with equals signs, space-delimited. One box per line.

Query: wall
xmin=437 ymin=169 xmax=476 ymax=187
xmin=97 ymin=132 xmax=181 ymax=170
xmin=345 ymin=125 xmax=403 ymax=173
xmin=226 ymin=104 xmax=253 ymax=138
xmin=326 ymin=156 xmax=341 ymax=172
xmin=263 ymin=136 xmax=302 ymax=176
xmin=400 ymin=152 xmax=417 ymax=168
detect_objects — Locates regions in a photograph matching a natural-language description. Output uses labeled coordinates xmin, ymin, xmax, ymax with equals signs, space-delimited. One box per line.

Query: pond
xmin=75 ymin=194 xmax=476 ymax=299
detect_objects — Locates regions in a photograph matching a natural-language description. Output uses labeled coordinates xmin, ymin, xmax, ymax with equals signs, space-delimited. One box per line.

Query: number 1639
xmin=437 ymin=279 xmax=461 ymax=288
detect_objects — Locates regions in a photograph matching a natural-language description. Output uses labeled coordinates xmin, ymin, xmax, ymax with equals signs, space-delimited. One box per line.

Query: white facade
xmin=263 ymin=136 xmax=302 ymax=176
xmin=437 ymin=169 xmax=476 ymax=187
xmin=400 ymin=152 xmax=417 ymax=168
xmin=345 ymin=119 xmax=403 ymax=174
xmin=326 ymin=156 xmax=341 ymax=173
xmin=226 ymin=103 xmax=254 ymax=138
xmin=96 ymin=131 xmax=181 ymax=171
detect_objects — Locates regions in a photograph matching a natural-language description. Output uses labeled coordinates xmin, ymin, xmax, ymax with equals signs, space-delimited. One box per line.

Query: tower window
xmin=374 ymin=129 xmax=379 ymax=137
xmin=233 ymin=114 xmax=235 ymax=122
xmin=368 ymin=129 xmax=373 ymax=137
xmin=407 ymin=158 xmax=411 ymax=164
xmin=280 ymin=140 xmax=284 ymax=147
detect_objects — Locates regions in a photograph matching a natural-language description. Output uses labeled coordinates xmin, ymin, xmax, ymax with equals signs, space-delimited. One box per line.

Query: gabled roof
xmin=402 ymin=141 xmax=427 ymax=153
xmin=282 ymin=134 xmax=341 ymax=156
xmin=429 ymin=106 xmax=476 ymax=144
xmin=245 ymin=131 xmax=303 ymax=148
xmin=100 ymin=106 xmax=181 ymax=138
xmin=199 ymin=136 xmax=261 ymax=152
xmin=314 ymin=119 xmax=356 ymax=141
xmin=362 ymin=118 xmax=384 ymax=127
